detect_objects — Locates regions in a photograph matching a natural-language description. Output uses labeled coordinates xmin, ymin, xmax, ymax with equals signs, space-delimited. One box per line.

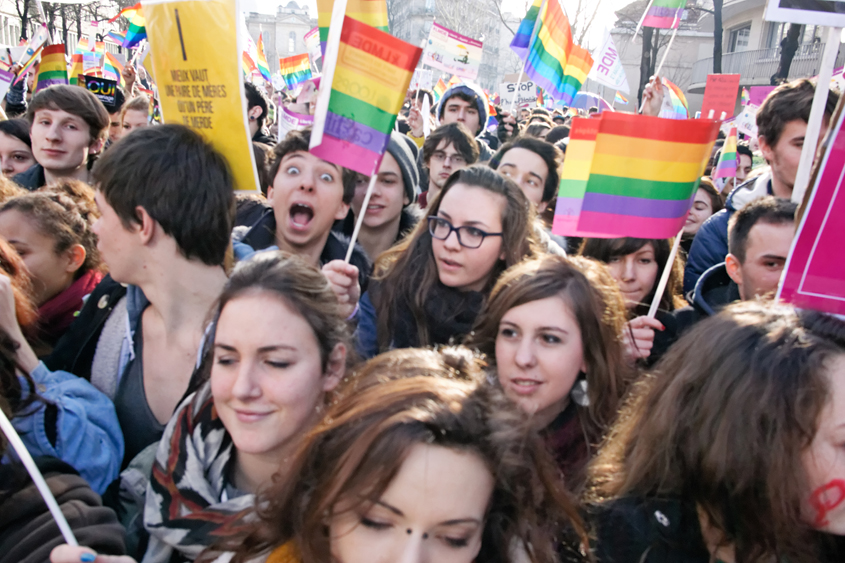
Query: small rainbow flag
xmin=279 ymin=53 xmax=312 ymax=89
xmin=95 ymin=41 xmax=105 ymax=56
xmin=433 ymin=77 xmax=446 ymax=101
xmin=642 ymin=0 xmax=686 ymax=29
xmin=317 ymin=0 xmax=388 ymax=59
xmin=660 ymin=78 xmax=689 ymax=120
xmin=257 ymin=34 xmax=272 ymax=82
xmin=107 ymin=31 xmax=126 ymax=46
xmin=69 ymin=53 xmax=84 ymax=85
xmin=110 ymin=3 xmax=146 ymax=49
xmin=75 ymin=37 xmax=92 ymax=54
xmin=553 ymin=117 xmax=603 ymax=237
xmin=712 ymin=126 xmax=738 ymax=180
xmin=310 ymin=16 xmax=422 ymax=176
xmin=446 ymin=74 xmax=461 ymax=89
xmin=537 ymin=85 xmax=544 ymax=106
xmin=34 ymin=44 xmax=68 ymax=92
xmin=615 ymin=92 xmax=628 ymax=105
xmin=741 ymin=87 xmax=750 ymax=106
xmin=104 ymin=52 xmax=125 ymax=87
xmin=14 ymin=45 xmax=42 ymax=85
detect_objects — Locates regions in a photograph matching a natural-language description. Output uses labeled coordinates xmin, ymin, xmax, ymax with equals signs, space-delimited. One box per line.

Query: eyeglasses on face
xmin=427 ymin=216 xmax=503 ymax=249
xmin=430 ymin=151 xmax=466 ymax=165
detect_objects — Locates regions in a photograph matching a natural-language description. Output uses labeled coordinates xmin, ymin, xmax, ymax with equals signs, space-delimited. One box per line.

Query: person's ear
xmin=135 ymin=205 xmax=156 ymax=244
xmin=88 ymin=136 xmax=105 ymax=156
xmin=725 ymin=253 xmax=743 ymax=286
xmin=334 ymin=200 xmax=351 ymax=221
xmin=248 ymin=105 xmax=263 ymax=122
xmin=63 ymin=244 xmax=86 ymax=274
xmin=758 ymin=135 xmax=773 ymax=163
xmin=322 ymin=342 xmax=347 ymax=393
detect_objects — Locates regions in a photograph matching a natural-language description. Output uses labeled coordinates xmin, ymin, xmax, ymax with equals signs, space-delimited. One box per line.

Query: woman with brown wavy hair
xmin=586 ymin=301 xmax=845 ymax=563
xmin=355 ymin=165 xmax=539 ymax=359
xmin=470 ymin=255 xmax=633 ymax=492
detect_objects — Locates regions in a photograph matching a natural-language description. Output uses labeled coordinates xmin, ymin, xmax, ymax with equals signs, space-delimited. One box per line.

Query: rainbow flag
xmin=110 ymin=3 xmax=147 ymax=49
xmin=660 ymin=78 xmax=689 ymax=119
xmin=104 ymin=52 xmax=125 ymax=87
xmin=279 ymin=53 xmax=312 ymax=89
xmin=510 ymin=0 xmax=590 ymax=106
xmin=95 ymin=41 xmax=105 ymax=56
xmin=574 ymin=112 xmax=719 ymax=238
xmin=14 ymin=45 xmax=42 ymax=85
xmin=712 ymin=126 xmax=738 ymax=180
xmin=642 ymin=0 xmax=686 ymax=29
xmin=69 ymin=53 xmax=84 ymax=85
xmin=107 ymin=31 xmax=126 ymax=46
xmin=537 ymin=85 xmax=544 ymax=106
xmin=310 ymin=16 xmax=422 ymax=176
xmin=553 ymin=118 xmax=603 ymax=237
xmin=34 ymin=44 xmax=68 ymax=92
xmin=242 ymin=52 xmax=259 ymax=77
xmin=560 ymin=44 xmax=593 ymax=105
xmin=317 ymin=0 xmax=388 ymax=59
xmin=257 ymin=34 xmax=272 ymax=82
xmin=615 ymin=92 xmax=628 ymax=105
xmin=433 ymin=77 xmax=446 ymax=101
xmin=741 ymin=87 xmax=749 ymax=106
xmin=75 ymin=37 xmax=92 ymax=54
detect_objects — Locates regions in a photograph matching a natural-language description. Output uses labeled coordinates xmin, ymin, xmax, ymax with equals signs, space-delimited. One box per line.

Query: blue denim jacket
xmin=5 ymin=362 xmax=124 ymax=494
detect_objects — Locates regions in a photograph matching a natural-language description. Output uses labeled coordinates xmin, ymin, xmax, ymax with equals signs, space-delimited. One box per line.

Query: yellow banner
xmin=144 ymin=0 xmax=259 ymax=192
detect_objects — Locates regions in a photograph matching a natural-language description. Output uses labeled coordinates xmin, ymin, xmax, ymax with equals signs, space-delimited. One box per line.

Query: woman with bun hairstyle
xmin=471 ymin=254 xmax=633 ymax=491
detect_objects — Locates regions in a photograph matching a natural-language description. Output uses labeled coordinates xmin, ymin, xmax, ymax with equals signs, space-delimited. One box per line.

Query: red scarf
xmin=36 ymin=270 xmax=103 ymax=346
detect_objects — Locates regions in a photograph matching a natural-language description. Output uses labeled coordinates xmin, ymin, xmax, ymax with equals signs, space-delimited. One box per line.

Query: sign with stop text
xmin=144 ymin=0 xmax=259 ymax=191
xmin=499 ymin=80 xmax=537 ymax=107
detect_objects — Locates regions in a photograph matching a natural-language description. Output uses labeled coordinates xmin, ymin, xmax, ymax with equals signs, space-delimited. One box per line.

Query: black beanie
xmin=385 ymin=131 xmax=420 ymax=205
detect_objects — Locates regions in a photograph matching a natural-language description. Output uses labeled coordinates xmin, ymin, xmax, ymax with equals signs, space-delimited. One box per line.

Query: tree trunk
xmin=713 ymin=0 xmax=723 ymax=73
xmin=60 ymin=5 xmax=68 ymax=50
xmin=16 ymin=0 xmax=30 ymax=41
xmin=771 ymin=23 xmax=802 ymax=85
xmin=638 ymin=27 xmax=655 ymax=105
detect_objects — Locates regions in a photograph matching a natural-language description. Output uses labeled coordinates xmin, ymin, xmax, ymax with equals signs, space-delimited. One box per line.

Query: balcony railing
xmin=691 ymin=42 xmax=845 ymax=86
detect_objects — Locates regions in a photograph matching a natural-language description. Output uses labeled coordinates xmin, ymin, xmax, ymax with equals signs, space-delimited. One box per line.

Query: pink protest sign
xmin=748 ymin=86 xmax=775 ymax=107
xmin=701 ymin=74 xmax=741 ymax=119
xmin=778 ymin=105 xmax=845 ymax=315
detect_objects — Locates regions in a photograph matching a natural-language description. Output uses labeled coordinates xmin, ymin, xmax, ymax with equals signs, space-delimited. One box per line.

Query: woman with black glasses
xmin=356 ymin=165 xmax=540 ymax=359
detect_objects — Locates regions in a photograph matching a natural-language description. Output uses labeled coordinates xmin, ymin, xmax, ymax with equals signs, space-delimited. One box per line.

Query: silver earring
xmin=571 ymin=374 xmax=589 ymax=407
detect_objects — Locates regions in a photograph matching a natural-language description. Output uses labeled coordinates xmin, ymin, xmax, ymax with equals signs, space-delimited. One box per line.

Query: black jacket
xmin=44 ymin=274 xmax=127 ymax=381
xmin=673 ymin=263 xmax=739 ymax=337
xmin=12 ymin=163 xmax=46 ymax=191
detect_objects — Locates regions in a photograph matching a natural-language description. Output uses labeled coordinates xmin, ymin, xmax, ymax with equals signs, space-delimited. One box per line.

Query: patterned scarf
xmin=143 ymin=383 xmax=256 ymax=563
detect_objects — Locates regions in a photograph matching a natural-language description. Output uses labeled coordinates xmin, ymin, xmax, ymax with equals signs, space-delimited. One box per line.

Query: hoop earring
xmin=570 ymin=372 xmax=589 ymax=407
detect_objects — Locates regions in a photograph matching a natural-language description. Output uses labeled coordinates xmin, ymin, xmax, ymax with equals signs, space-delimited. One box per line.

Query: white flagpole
xmin=647 ymin=227 xmax=684 ymax=318
xmin=345 ymin=169 xmax=378 ymax=263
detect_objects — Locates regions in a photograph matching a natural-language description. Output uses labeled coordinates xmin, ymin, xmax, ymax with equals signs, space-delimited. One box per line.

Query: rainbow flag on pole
xmin=34 ymin=44 xmax=68 ymax=92
xmin=242 ymin=52 xmax=259 ymax=77
xmin=553 ymin=117 xmax=603 ymax=237
xmin=642 ymin=0 xmax=686 ymax=29
xmin=712 ymin=126 xmax=738 ymax=180
xmin=69 ymin=53 xmax=84 ymax=85
xmin=317 ymin=0 xmax=388 ymax=59
xmin=279 ymin=53 xmax=312 ymax=89
xmin=310 ymin=16 xmax=422 ymax=176
xmin=615 ymin=92 xmax=628 ymax=105
xmin=553 ymin=112 xmax=719 ymax=239
xmin=110 ymin=3 xmax=146 ymax=49
xmin=107 ymin=30 xmax=126 ymax=46
xmin=257 ymin=34 xmax=272 ymax=82
xmin=741 ymin=87 xmax=750 ymax=106
xmin=510 ymin=0 xmax=592 ymax=106
xmin=660 ymin=78 xmax=689 ymax=119
xmin=104 ymin=52 xmax=125 ymax=87
xmin=433 ymin=77 xmax=447 ymax=101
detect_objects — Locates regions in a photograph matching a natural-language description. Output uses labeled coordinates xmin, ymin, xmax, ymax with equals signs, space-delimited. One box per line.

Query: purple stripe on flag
xmin=554 ymin=196 xmax=585 ymax=218
xmin=581 ymin=192 xmax=692 ymax=219
xmin=324 ymin=111 xmax=391 ymax=154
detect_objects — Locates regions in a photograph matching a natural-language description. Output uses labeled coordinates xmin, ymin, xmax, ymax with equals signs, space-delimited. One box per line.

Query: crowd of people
xmin=0 ymin=58 xmax=842 ymax=563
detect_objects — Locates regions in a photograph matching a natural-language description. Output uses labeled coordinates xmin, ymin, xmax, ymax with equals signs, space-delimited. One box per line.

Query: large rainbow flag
xmin=553 ymin=112 xmax=719 ymax=239
xmin=553 ymin=117 xmax=602 ymax=237
xmin=317 ymin=0 xmax=388 ymax=59
xmin=510 ymin=0 xmax=592 ymax=106
xmin=110 ymin=2 xmax=146 ymax=49
xmin=310 ymin=16 xmax=422 ymax=176
xmin=279 ymin=53 xmax=312 ymax=89
xmin=69 ymin=53 xmax=84 ymax=85
xmin=712 ymin=126 xmax=737 ymax=180
xmin=642 ymin=0 xmax=687 ymax=29
xmin=257 ymin=34 xmax=272 ymax=82
xmin=34 ymin=44 xmax=68 ymax=92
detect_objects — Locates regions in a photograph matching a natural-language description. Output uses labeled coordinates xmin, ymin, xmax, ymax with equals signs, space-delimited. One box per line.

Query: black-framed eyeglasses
xmin=427 ymin=216 xmax=503 ymax=249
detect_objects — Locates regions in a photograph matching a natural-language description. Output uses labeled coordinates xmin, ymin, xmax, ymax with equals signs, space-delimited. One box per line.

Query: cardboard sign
xmin=734 ymin=103 xmax=759 ymax=138
xmin=84 ymin=75 xmax=117 ymax=106
xmin=701 ymin=74 xmax=741 ymax=120
xmin=145 ymin=0 xmax=259 ymax=191
xmin=422 ymin=22 xmax=483 ymax=80
xmin=499 ymin=80 xmax=536 ymax=107
xmin=765 ymin=0 xmax=845 ymax=27
xmin=778 ymin=100 xmax=845 ymax=314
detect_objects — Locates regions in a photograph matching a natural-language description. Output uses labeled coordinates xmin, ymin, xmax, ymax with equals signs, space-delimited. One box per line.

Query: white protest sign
xmin=588 ymin=31 xmax=630 ymax=94
xmin=411 ymin=68 xmax=433 ymax=91
xmin=500 ymin=80 xmax=536 ymax=107
xmin=765 ymin=0 xmax=845 ymax=27
xmin=277 ymin=105 xmax=313 ymax=140
xmin=735 ymin=103 xmax=759 ymax=138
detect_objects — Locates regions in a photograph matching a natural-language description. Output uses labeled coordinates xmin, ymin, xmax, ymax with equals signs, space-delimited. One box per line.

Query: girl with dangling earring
xmin=470 ymin=254 xmax=635 ymax=493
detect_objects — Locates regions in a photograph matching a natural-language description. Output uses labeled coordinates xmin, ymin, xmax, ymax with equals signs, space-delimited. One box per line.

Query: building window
xmin=289 ymin=31 xmax=295 ymax=52
xmin=765 ymin=22 xmax=822 ymax=50
xmin=425 ymin=0 xmax=435 ymax=12
xmin=727 ymin=24 xmax=751 ymax=53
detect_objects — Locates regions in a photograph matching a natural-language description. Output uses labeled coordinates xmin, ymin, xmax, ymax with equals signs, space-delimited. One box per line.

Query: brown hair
xmin=757 ymin=78 xmax=839 ymax=150
xmin=422 ymin=121 xmax=480 ymax=169
xmin=222 ymin=348 xmax=589 ymax=563
xmin=0 ymin=176 xmax=25 ymax=204
xmin=26 ymin=84 xmax=109 ymax=145
xmin=697 ymin=177 xmax=724 ymax=215
xmin=0 ymin=180 xmax=102 ymax=278
xmin=0 ymin=238 xmax=37 ymax=330
xmin=579 ymin=237 xmax=685 ymax=314
xmin=372 ymin=165 xmax=539 ymax=351
xmin=471 ymin=255 xmax=633 ymax=440
xmin=587 ymin=301 xmax=845 ymax=563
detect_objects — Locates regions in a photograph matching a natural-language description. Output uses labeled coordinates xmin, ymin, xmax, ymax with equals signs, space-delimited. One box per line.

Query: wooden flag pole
xmin=345 ymin=169 xmax=379 ymax=263
xmin=647 ymin=227 xmax=684 ymax=319
xmin=630 ymin=0 xmax=655 ymax=45
xmin=0 ymin=408 xmax=78 ymax=546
